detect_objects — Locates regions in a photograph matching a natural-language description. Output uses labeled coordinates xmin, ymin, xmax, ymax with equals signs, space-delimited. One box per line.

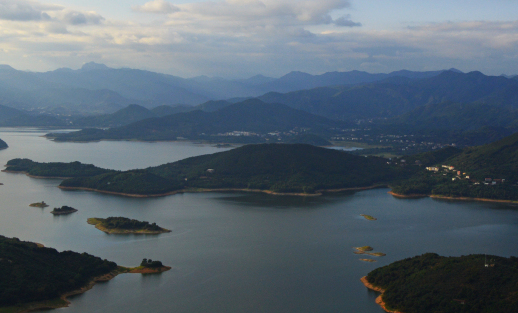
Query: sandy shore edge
xmin=58 ymin=184 xmax=387 ymax=198
xmin=361 ymin=277 xmax=403 ymax=313
xmin=9 ymin=266 xmax=171 ymax=313
xmin=389 ymin=191 xmax=518 ymax=204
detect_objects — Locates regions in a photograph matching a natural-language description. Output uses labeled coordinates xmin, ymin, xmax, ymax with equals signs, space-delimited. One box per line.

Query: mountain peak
xmin=81 ymin=62 xmax=109 ymax=71
xmin=0 ymin=64 xmax=15 ymax=71
xmin=447 ymin=68 xmax=463 ymax=73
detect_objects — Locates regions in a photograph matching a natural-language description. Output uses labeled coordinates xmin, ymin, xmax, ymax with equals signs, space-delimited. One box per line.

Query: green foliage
xmin=448 ymin=132 xmax=518 ymax=183
xmin=5 ymin=159 xmax=114 ymax=178
xmin=0 ymin=236 xmax=117 ymax=307
xmin=51 ymin=206 xmax=77 ymax=213
xmin=366 ymin=253 xmax=518 ymax=313
xmin=59 ymin=143 xmax=411 ymax=195
xmin=402 ymin=146 xmax=463 ymax=167
xmin=95 ymin=217 xmax=164 ymax=231
xmin=392 ymin=134 xmax=518 ymax=199
xmin=140 ymin=259 xmax=163 ymax=268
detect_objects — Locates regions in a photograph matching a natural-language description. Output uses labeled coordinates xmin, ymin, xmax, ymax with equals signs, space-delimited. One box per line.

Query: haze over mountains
xmin=2 ymin=62 xmax=518 ymax=152
xmin=0 ymin=62 xmax=454 ymax=114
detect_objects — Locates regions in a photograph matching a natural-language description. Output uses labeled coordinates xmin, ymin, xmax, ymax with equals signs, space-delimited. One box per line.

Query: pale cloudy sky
xmin=1 ymin=0 xmax=517 ymax=77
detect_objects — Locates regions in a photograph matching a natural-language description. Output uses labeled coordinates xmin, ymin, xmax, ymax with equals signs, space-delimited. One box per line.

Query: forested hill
xmin=0 ymin=138 xmax=7 ymax=149
xmin=390 ymin=132 xmax=518 ymax=199
xmin=448 ymin=131 xmax=518 ymax=182
xmin=48 ymin=99 xmax=347 ymax=142
xmin=366 ymin=253 xmax=518 ymax=313
xmin=0 ymin=235 xmax=117 ymax=308
xmin=58 ymin=144 xmax=408 ymax=195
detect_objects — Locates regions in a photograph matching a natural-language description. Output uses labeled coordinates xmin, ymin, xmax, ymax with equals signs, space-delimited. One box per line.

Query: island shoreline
xmin=87 ymin=218 xmax=171 ymax=234
xmin=58 ymin=184 xmax=387 ymax=198
xmin=388 ymin=191 xmax=518 ymax=204
xmin=7 ymin=266 xmax=171 ymax=313
xmin=360 ymin=276 xmax=403 ymax=313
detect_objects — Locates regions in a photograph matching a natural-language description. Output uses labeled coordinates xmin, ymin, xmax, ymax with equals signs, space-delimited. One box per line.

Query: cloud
xmin=2 ymin=1 xmax=518 ymax=77
xmin=334 ymin=15 xmax=361 ymax=27
xmin=0 ymin=0 xmax=61 ymax=21
xmin=177 ymin=0 xmax=351 ymax=25
xmin=58 ymin=10 xmax=105 ymax=25
xmin=132 ymin=0 xmax=180 ymax=14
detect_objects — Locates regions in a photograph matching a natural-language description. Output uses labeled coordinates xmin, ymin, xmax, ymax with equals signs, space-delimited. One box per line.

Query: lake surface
xmin=1 ymin=128 xmax=517 ymax=313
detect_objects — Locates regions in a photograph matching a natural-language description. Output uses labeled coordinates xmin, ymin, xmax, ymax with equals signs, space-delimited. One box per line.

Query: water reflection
xmin=213 ymin=191 xmax=356 ymax=209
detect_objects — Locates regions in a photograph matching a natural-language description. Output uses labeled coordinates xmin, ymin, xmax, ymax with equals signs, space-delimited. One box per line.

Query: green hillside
xmin=4 ymin=159 xmax=114 ymax=178
xmin=57 ymin=144 xmax=407 ymax=195
xmin=448 ymin=132 xmax=518 ymax=182
xmin=391 ymin=132 xmax=518 ymax=199
xmin=0 ymin=235 xmax=117 ymax=308
xmin=365 ymin=253 xmax=518 ymax=313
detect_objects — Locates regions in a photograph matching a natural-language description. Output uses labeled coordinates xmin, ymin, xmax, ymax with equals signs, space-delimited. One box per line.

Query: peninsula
xmin=3 ymin=158 xmax=113 ymax=178
xmin=363 ymin=253 xmax=518 ymax=313
xmin=0 ymin=138 xmax=7 ymax=150
xmin=87 ymin=217 xmax=171 ymax=234
xmin=50 ymin=206 xmax=78 ymax=215
xmin=6 ymin=144 xmax=410 ymax=197
xmin=0 ymin=235 xmax=171 ymax=313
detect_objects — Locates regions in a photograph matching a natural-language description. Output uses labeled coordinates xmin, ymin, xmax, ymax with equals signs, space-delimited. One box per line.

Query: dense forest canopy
xmin=90 ymin=217 xmax=165 ymax=232
xmin=391 ymin=133 xmax=518 ymax=199
xmin=4 ymin=158 xmax=114 ymax=178
xmin=366 ymin=253 xmax=518 ymax=313
xmin=0 ymin=236 xmax=117 ymax=307
xmin=60 ymin=143 xmax=411 ymax=195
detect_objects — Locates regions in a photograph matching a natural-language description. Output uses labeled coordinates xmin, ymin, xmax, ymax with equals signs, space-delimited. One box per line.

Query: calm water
xmin=1 ymin=128 xmax=517 ymax=313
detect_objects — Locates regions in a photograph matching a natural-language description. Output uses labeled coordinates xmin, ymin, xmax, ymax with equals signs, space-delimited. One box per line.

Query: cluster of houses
xmin=214 ymin=129 xmax=302 ymax=139
xmin=425 ymin=165 xmax=506 ymax=185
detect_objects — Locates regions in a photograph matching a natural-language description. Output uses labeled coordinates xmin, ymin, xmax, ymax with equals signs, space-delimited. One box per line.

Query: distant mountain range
xmin=258 ymin=70 xmax=518 ymax=121
xmin=49 ymin=99 xmax=347 ymax=142
xmin=0 ymin=62 xmax=454 ymax=114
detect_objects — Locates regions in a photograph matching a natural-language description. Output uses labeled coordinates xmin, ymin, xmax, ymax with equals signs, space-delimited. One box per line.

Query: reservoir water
xmin=1 ymin=128 xmax=517 ymax=313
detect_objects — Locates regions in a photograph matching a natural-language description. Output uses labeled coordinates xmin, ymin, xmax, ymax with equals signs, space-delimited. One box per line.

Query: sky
xmin=1 ymin=0 xmax=518 ymax=78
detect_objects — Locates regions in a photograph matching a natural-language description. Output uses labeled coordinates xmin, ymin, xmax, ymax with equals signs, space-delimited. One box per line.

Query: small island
xmin=354 ymin=246 xmax=374 ymax=252
xmin=124 ymin=259 xmax=172 ymax=274
xmin=29 ymin=201 xmax=49 ymax=208
xmin=363 ymin=253 xmax=518 ymax=313
xmin=360 ymin=214 xmax=377 ymax=221
xmin=354 ymin=246 xmax=386 ymax=257
xmin=87 ymin=217 xmax=171 ymax=234
xmin=50 ymin=206 xmax=78 ymax=215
